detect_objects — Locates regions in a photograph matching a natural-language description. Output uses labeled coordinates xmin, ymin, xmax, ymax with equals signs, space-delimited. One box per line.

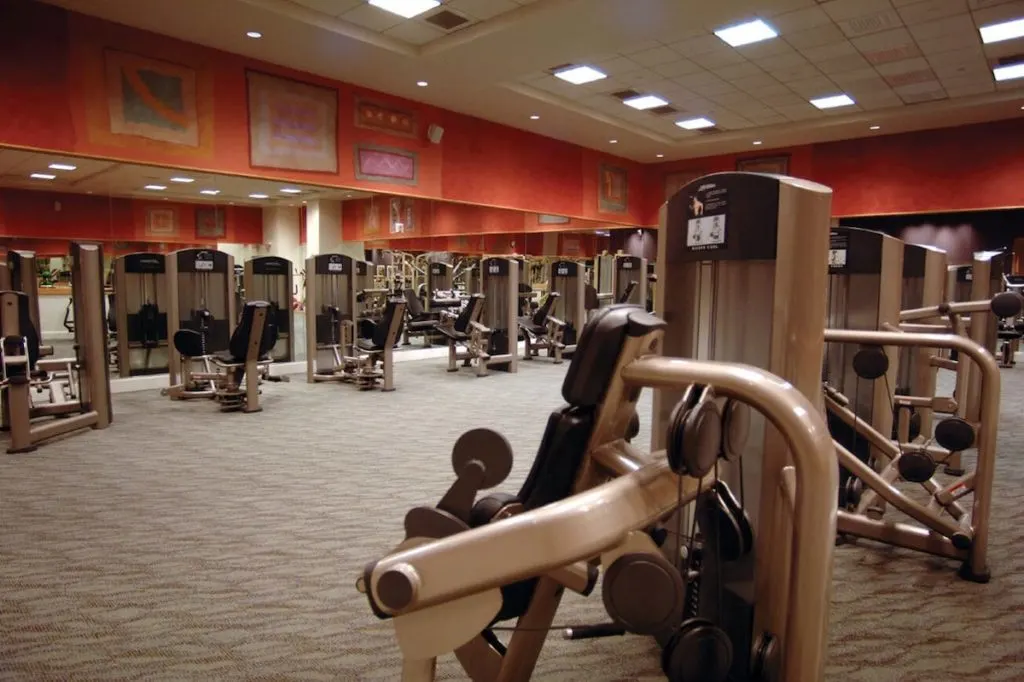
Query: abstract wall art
xmin=355 ymin=97 xmax=418 ymax=138
xmin=598 ymin=164 xmax=628 ymax=213
xmin=195 ymin=207 xmax=225 ymax=239
xmin=354 ymin=144 xmax=418 ymax=185
xmin=247 ymin=71 xmax=338 ymax=173
xmin=105 ymin=49 xmax=200 ymax=147
xmin=144 ymin=207 xmax=178 ymax=237
xmin=389 ymin=197 xmax=415 ymax=234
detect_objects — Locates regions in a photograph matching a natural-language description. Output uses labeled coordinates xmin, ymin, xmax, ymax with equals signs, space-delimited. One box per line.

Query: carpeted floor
xmin=1 ymin=356 xmax=1023 ymax=681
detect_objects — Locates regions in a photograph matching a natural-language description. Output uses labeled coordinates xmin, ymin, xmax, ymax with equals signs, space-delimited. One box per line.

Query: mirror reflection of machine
xmin=592 ymin=252 xmax=614 ymax=307
xmin=646 ymin=261 xmax=657 ymax=313
xmin=480 ymin=257 xmax=519 ymax=373
xmin=166 ymin=249 xmax=235 ymax=391
xmin=897 ymin=244 xmax=947 ymax=435
xmin=549 ymin=260 xmax=585 ymax=351
xmin=6 ymin=250 xmax=50 ymax=355
xmin=112 ymin=253 xmax=169 ymax=376
xmin=243 ymin=256 xmax=293 ymax=362
xmin=305 ymin=253 xmax=356 ymax=382
xmin=656 ymin=171 xmax=834 ymax=680
xmin=612 ymin=255 xmax=647 ymax=308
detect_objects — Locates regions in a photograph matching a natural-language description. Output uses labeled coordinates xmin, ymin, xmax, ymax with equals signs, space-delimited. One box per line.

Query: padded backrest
xmin=373 ymin=299 xmax=404 ymax=347
xmin=228 ymin=301 xmax=274 ymax=361
xmin=617 ymin=280 xmax=638 ymax=304
xmin=107 ymin=293 xmax=117 ymax=332
xmin=532 ymin=292 xmax=560 ymax=326
xmin=7 ymin=292 xmax=40 ymax=369
xmin=454 ymin=294 xmax=482 ymax=333
xmin=562 ymin=304 xmax=664 ymax=408
xmin=403 ymin=288 xmax=425 ymax=317
xmin=517 ymin=407 xmax=594 ymax=510
xmin=584 ymin=284 xmax=600 ymax=310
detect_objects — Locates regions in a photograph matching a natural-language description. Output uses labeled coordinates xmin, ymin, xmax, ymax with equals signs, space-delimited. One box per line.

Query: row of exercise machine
xmin=359 ymin=171 xmax=1020 ymax=682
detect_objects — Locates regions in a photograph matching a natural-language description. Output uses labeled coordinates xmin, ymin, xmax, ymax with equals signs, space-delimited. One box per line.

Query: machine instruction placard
xmin=685 ymin=183 xmax=728 ymax=251
xmin=327 ymin=261 xmax=344 ymax=273
xmin=828 ymin=231 xmax=848 ymax=272
xmin=195 ymin=258 xmax=214 ymax=271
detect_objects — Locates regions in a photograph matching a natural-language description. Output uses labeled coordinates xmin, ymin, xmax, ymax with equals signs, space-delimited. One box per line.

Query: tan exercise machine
xmin=611 ymin=254 xmax=647 ymax=308
xmin=436 ymin=294 xmax=491 ymax=377
xmin=479 ymin=257 xmax=518 ymax=373
xmin=549 ymin=260 xmax=586 ymax=354
xmin=0 ymin=242 xmax=112 ymax=453
xmin=243 ymin=256 xmax=294 ymax=362
xmin=112 ymin=253 xmax=169 ymax=377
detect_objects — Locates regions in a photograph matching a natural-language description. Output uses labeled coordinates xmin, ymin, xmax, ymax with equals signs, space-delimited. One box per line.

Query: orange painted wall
xmin=0 ymin=188 xmax=263 ymax=245
xmin=0 ymin=0 xmax=648 ymax=226
xmin=366 ymin=230 xmax=601 ymax=256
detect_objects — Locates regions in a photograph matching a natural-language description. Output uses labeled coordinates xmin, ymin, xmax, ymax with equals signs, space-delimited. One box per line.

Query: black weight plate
xmin=852 ymin=346 xmax=889 ymax=380
xmin=722 ymin=399 xmax=749 ymax=461
xmin=451 ymin=428 xmax=514 ymax=489
xmin=682 ymin=401 xmax=723 ymax=479
xmin=934 ymin=417 xmax=975 ymax=452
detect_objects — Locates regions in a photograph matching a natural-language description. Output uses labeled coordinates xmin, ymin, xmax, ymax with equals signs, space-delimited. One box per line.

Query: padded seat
xmin=356 ymin=299 xmax=405 ymax=352
xmin=210 ymin=301 xmax=277 ymax=364
xmin=436 ymin=294 xmax=484 ymax=341
xmin=403 ymin=289 xmax=437 ymax=332
xmin=518 ymin=292 xmax=559 ymax=336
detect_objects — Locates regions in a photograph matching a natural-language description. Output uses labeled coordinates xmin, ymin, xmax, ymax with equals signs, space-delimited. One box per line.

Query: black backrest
xmin=532 ymin=292 xmax=560 ymax=326
xmin=617 ymin=280 xmax=638 ymax=304
xmin=454 ymin=294 xmax=482 ymax=333
xmin=7 ymin=292 xmax=40 ymax=369
xmin=584 ymin=284 xmax=600 ymax=310
xmin=403 ymin=288 xmax=425 ymax=317
xmin=373 ymin=299 xmax=404 ymax=347
xmin=228 ymin=301 xmax=275 ymax=361
xmin=107 ymin=293 xmax=117 ymax=332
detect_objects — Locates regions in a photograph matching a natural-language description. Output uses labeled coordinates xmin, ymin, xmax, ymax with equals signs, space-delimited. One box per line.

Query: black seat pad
xmin=173 ymin=329 xmax=205 ymax=358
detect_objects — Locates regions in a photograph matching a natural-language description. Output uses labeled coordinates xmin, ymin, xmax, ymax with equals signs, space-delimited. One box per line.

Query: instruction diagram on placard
xmin=686 ymin=214 xmax=726 ymax=248
xmin=828 ymin=248 xmax=847 ymax=268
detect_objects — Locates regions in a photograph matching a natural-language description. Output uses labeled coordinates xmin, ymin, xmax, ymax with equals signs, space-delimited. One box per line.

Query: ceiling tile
xmin=983 ymin=40 xmax=1024 ymax=59
xmin=619 ymin=39 xmax=664 ymax=55
xmin=968 ymin=0 xmax=1018 ymax=8
xmin=292 ymin=0 xmax=361 ymax=15
xmin=629 ymin=46 xmax=684 ymax=67
xmin=914 ymin=31 xmax=981 ymax=54
xmin=691 ymin=49 xmax=747 ymax=70
xmin=884 ymin=68 xmax=940 ymax=87
xmin=785 ymin=24 xmax=847 ymax=49
xmin=761 ymin=92 xmax=809 ymax=108
xmin=898 ymin=88 xmax=948 ymax=103
xmin=714 ymin=61 xmax=765 ymax=80
xmin=669 ymin=34 xmax=726 ymax=57
xmin=995 ymin=80 xmax=1024 ymax=91
xmin=731 ymin=72 xmax=784 ymax=92
xmin=745 ymin=109 xmax=791 ymax=124
xmin=874 ymin=56 xmax=931 ymax=76
xmin=940 ymin=76 xmax=996 ymax=96
xmin=897 ymin=0 xmax=969 ymax=24
xmin=931 ymin=60 xmax=990 ymax=80
xmin=893 ymin=80 xmax=946 ymax=95
xmin=836 ymin=10 xmax=904 ymax=38
xmin=843 ymin=75 xmax=894 ymax=92
xmin=852 ymin=28 xmax=922 ymax=63
xmin=971 ymin=0 xmax=1024 ymax=25
xmin=758 ymin=50 xmax=810 ymax=70
xmin=800 ymin=41 xmax=859 ymax=62
xmin=925 ymin=45 xmax=987 ymax=67
xmin=448 ymin=0 xmax=519 ymax=20
xmin=769 ymin=62 xmax=825 ymax=82
xmin=908 ymin=14 xmax=978 ymax=41
xmin=746 ymin=81 xmax=795 ymax=97
xmin=529 ymin=75 xmax=580 ymax=97
xmin=383 ymin=20 xmax=446 ymax=45
xmin=773 ymin=102 xmax=823 ymax=120
xmin=708 ymin=90 xmax=761 ymax=107
xmin=817 ymin=53 xmax=874 ymax=74
xmin=853 ymin=89 xmax=904 ymax=107
xmin=831 ymin=66 xmax=887 ymax=83
xmin=595 ymin=56 xmax=644 ymax=76
xmin=771 ymin=5 xmax=834 ymax=32
xmin=735 ymin=39 xmax=799 ymax=59
xmin=693 ymin=80 xmax=740 ymax=96
xmin=787 ymin=75 xmax=842 ymax=97
xmin=672 ymin=71 xmax=728 ymax=88
xmin=339 ymin=4 xmax=404 ymax=31
xmin=658 ymin=83 xmax=700 ymax=100
xmin=652 ymin=59 xmax=705 ymax=78
xmin=821 ymin=0 xmax=899 ymax=21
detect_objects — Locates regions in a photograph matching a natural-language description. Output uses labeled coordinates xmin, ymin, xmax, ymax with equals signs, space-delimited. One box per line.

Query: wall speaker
xmin=427 ymin=124 xmax=445 ymax=144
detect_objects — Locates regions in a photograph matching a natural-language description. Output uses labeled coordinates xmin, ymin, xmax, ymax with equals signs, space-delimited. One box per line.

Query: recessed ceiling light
xmin=994 ymin=62 xmax=1024 ymax=82
xmin=280 ymin=188 xmax=302 ymax=194
xmin=623 ymin=94 xmax=669 ymax=110
xmin=367 ymin=0 xmax=439 ymax=19
xmin=529 ymin=114 xmax=540 ymax=120
xmin=609 ymin=139 xmax=618 ymax=144
xmin=30 ymin=173 xmax=56 ymax=180
xmin=48 ymin=163 xmax=76 ymax=171
xmin=200 ymin=189 xmax=220 ymax=196
xmin=170 ymin=176 xmax=194 ymax=183
xmin=810 ymin=94 xmax=855 ymax=109
xmin=144 ymin=184 xmax=167 ymax=190
xmin=675 ymin=116 xmax=715 ymax=130
xmin=979 ymin=17 xmax=1024 ymax=44
xmin=553 ymin=65 xmax=607 ymax=85
xmin=246 ymin=31 xmax=262 ymax=39
xmin=656 ymin=153 xmax=664 ymax=158
xmin=416 ymin=80 xmax=428 ymax=87
xmin=753 ymin=140 xmax=763 ymax=145
xmin=249 ymin=193 xmax=269 ymax=199
xmin=714 ymin=19 xmax=778 ymax=47
xmin=870 ymin=125 xmax=880 ymax=130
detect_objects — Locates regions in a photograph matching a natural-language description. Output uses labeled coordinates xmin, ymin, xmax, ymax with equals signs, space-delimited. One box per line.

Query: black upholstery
xmin=214 ymin=301 xmax=276 ymax=364
xmin=436 ymin=294 xmax=483 ymax=341
xmin=107 ymin=293 xmax=117 ymax=333
xmin=403 ymin=289 xmax=436 ymax=332
xmin=584 ymin=284 xmax=600 ymax=310
xmin=173 ymin=329 xmax=205 ymax=358
xmin=617 ymin=280 xmax=638 ymax=304
xmin=518 ymin=292 xmax=560 ymax=335
xmin=4 ymin=292 xmax=41 ymax=370
xmin=357 ymin=299 xmax=405 ymax=351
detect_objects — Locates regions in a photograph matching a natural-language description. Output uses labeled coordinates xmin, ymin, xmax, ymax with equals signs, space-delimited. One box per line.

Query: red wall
xmin=0 ymin=188 xmax=263 ymax=245
xmin=0 ymin=0 xmax=649 ymax=226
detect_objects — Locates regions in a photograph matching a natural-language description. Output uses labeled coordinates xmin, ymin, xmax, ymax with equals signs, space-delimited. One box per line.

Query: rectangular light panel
xmin=367 ymin=0 xmax=440 ymax=19
xmin=994 ymin=63 xmax=1024 ymax=82
xmin=714 ymin=19 xmax=778 ymax=47
xmin=676 ymin=117 xmax=715 ymax=130
xmin=623 ymin=94 xmax=669 ymax=110
xmin=553 ymin=65 xmax=607 ymax=85
xmin=249 ymin=193 xmax=269 ymax=199
xmin=48 ymin=163 xmax=77 ymax=171
xmin=30 ymin=173 xmax=56 ymax=180
xmin=980 ymin=18 xmax=1024 ymax=44
xmin=170 ymin=176 xmax=195 ymax=183
xmin=200 ymin=189 xmax=220 ymax=195
xmin=810 ymin=94 xmax=855 ymax=109
xmin=280 ymin=188 xmax=302 ymax=194
xmin=144 ymin=184 xmax=167 ymax=190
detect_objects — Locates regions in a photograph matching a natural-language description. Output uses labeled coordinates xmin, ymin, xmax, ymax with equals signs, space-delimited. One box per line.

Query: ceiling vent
xmin=425 ymin=9 xmax=471 ymax=31
xmin=611 ymin=89 xmax=642 ymax=101
xmin=649 ymin=105 xmax=679 ymax=115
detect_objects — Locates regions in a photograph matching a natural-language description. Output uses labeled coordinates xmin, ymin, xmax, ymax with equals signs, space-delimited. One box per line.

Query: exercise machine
xmin=112 ymin=253 xmax=169 ymax=377
xmin=517 ymin=292 xmax=564 ymax=363
xmin=612 ymin=255 xmax=647 ymax=308
xmin=896 ymin=244 xmax=947 ymax=432
xmin=480 ymin=257 xmax=518 ymax=373
xmin=5 ymin=250 xmax=53 ymax=357
xmin=549 ymin=259 xmax=586 ymax=353
xmin=436 ymin=294 xmax=491 ymax=377
xmin=165 ymin=248 xmax=236 ymax=400
xmin=312 ymin=296 xmax=406 ymax=391
xmin=359 ymin=307 xmax=838 ymax=682
xmin=592 ymin=252 xmax=614 ymax=308
xmin=0 ymin=242 xmax=112 ymax=452
xmin=244 ymin=256 xmax=294 ymax=362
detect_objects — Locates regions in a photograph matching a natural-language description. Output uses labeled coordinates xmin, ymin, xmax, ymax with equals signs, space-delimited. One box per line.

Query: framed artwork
xmin=247 ymin=70 xmax=339 ymax=173
xmin=366 ymin=200 xmax=381 ymax=235
xmin=665 ymin=171 xmax=705 ymax=200
xmin=562 ymin=236 xmax=581 ymax=255
xmin=105 ymin=49 xmax=200 ymax=147
xmin=736 ymin=155 xmax=790 ymax=175
xmin=355 ymin=97 xmax=418 ymax=138
xmin=537 ymin=214 xmax=570 ymax=225
xmin=355 ymin=144 xmax=418 ymax=185
xmin=145 ymin=208 xmax=178 ymax=237
xmin=599 ymin=164 xmax=628 ymax=213
xmin=389 ymin=197 xmax=415 ymax=234
xmin=195 ymin=207 xmax=226 ymax=239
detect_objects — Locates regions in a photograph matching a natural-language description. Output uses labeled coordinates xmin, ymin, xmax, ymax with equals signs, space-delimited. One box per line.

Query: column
xmin=305 ymin=199 xmax=364 ymax=261
xmin=263 ymin=205 xmax=302 ymax=269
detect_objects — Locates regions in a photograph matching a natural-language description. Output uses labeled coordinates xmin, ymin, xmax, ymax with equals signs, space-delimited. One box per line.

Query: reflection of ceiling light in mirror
xmin=714 ymin=19 xmax=777 ymax=47
xmin=994 ymin=62 xmax=1024 ymax=81
xmin=249 ymin=193 xmax=269 ymax=199
xmin=416 ymin=81 xmax=428 ymax=87
xmin=368 ymin=0 xmax=439 ymax=19
xmin=144 ymin=184 xmax=166 ymax=190
xmin=656 ymin=154 xmax=664 ymax=158
xmin=280 ymin=188 xmax=302 ymax=194
xmin=810 ymin=94 xmax=855 ymax=109
xmin=753 ymin=140 xmax=763 ymax=145
xmin=675 ymin=116 xmax=714 ymax=130
xmin=609 ymin=139 xmax=618 ymax=144
xmin=529 ymin=114 xmax=540 ymax=120
xmin=48 ymin=163 xmax=76 ymax=171
xmin=246 ymin=31 xmax=262 ymax=38
xmin=979 ymin=18 xmax=1024 ymax=44
xmin=870 ymin=125 xmax=880 ymax=130
xmin=170 ymin=177 xmax=194 ymax=183
xmin=623 ymin=94 xmax=668 ymax=110
xmin=552 ymin=65 xmax=607 ymax=85
xmin=200 ymin=189 xmax=220 ymax=195
xmin=30 ymin=173 xmax=56 ymax=180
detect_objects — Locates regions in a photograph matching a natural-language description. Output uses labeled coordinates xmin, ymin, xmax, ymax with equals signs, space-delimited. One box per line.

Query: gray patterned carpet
xmin=1 ymin=357 xmax=1023 ymax=681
